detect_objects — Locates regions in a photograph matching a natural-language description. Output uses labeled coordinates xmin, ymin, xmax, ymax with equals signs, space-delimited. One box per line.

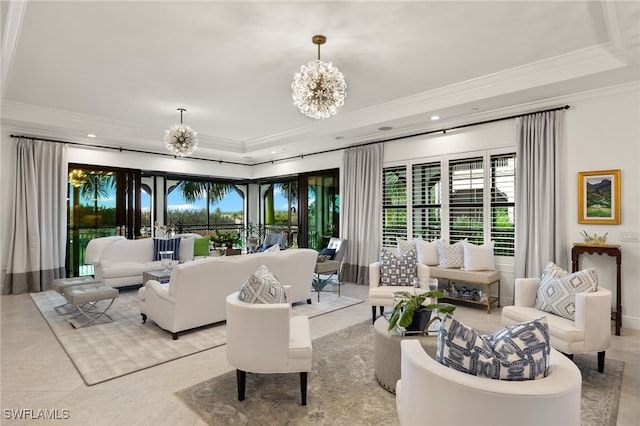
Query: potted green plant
xmin=387 ymin=289 xmax=456 ymax=333
xmin=211 ymin=230 xmax=242 ymax=249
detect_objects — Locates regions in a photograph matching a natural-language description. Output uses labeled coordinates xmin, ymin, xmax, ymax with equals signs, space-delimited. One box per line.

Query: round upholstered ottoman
xmin=373 ymin=316 xmax=438 ymax=393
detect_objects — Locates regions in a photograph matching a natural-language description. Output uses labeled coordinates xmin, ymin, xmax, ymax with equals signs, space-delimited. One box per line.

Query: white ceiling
xmin=2 ymin=1 xmax=639 ymax=165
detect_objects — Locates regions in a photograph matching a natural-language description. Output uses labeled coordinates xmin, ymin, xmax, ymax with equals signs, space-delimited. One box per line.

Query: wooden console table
xmin=571 ymin=243 xmax=621 ymax=336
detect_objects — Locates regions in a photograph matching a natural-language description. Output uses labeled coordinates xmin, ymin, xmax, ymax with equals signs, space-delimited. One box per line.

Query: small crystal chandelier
xmin=164 ymin=108 xmax=198 ymax=157
xmin=292 ymin=35 xmax=347 ymax=119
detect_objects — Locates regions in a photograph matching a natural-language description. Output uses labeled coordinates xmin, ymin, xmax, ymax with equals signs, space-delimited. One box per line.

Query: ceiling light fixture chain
xmin=292 ymin=34 xmax=347 ymax=120
xmin=164 ymin=107 xmax=198 ymax=157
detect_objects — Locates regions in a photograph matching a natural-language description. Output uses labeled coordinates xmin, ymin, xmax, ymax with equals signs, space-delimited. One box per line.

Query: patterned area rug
xmin=31 ymin=288 xmax=363 ymax=386
xmin=176 ymin=320 xmax=624 ymax=426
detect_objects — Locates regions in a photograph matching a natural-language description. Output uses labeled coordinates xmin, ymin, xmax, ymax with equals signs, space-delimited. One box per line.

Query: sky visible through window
xmin=88 ymin=185 xmax=290 ymax=213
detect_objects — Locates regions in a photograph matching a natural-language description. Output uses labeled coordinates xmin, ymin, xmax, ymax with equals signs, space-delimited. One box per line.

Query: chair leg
xmin=372 ymin=306 xmax=377 ymax=324
xmin=597 ymin=351 xmax=606 ymax=373
xmin=300 ymin=372 xmax=308 ymax=406
xmin=236 ymin=369 xmax=246 ymax=401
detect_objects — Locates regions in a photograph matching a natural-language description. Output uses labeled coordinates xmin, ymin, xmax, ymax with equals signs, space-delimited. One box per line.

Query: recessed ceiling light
xmin=430 ymin=115 xmax=440 ymax=121
xmin=378 ymin=126 xmax=393 ymax=131
xmin=271 ymin=151 xmax=277 ymax=154
xmin=86 ymin=133 xmax=97 ymax=138
xmin=335 ymin=136 xmax=344 ymax=140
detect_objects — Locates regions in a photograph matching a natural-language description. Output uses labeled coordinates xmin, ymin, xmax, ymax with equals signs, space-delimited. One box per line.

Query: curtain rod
xmin=11 ymin=104 xmax=570 ymax=167
xmin=250 ymin=104 xmax=570 ymax=165
xmin=8 ymin=134 xmax=249 ymax=167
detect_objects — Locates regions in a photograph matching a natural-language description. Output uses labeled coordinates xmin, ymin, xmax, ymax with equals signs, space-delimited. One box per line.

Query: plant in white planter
xmin=387 ymin=289 xmax=456 ymax=332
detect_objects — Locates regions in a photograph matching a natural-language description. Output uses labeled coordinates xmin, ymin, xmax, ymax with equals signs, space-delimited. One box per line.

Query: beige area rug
xmin=30 ymin=289 xmax=363 ymax=386
xmin=177 ymin=320 xmax=624 ymax=426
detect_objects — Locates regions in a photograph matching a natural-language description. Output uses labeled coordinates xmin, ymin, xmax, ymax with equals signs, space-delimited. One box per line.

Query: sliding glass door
xmin=67 ymin=164 xmax=141 ymax=277
xmin=299 ymin=169 xmax=339 ymax=250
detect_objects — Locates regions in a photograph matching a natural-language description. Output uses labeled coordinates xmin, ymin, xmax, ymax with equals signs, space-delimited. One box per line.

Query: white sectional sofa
xmin=139 ymin=248 xmax=318 ymax=339
xmin=86 ymin=234 xmax=205 ymax=288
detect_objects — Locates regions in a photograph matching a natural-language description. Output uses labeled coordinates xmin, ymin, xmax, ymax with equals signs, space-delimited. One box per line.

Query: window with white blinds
xmin=449 ymin=158 xmax=485 ymax=245
xmin=412 ymin=162 xmax=441 ymax=240
xmin=491 ymin=154 xmax=516 ymax=256
xmin=382 ymin=166 xmax=407 ymax=246
xmin=383 ymin=152 xmax=516 ymax=257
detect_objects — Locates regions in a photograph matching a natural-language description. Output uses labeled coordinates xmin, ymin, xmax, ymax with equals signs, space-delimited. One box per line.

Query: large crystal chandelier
xmin=292 ymin=35 xmax=347 ymax=119
xmin=164 ymin=108 xmax=198 ymax=157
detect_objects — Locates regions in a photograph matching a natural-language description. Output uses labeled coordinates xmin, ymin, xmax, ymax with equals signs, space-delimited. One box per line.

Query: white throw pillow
xmin=436 ymin=240 xmax=465 ymax=268
xmin=462 ymin=241 xmax=495 ymax=271
xmin=416 ymin=239 xmax=440 ymax=266
xmin=265 ymin=244 xmax=280 ymax=252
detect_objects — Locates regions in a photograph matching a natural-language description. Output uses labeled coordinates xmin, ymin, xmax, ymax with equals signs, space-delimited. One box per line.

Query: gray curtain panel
xmin=515 ymin=110 xmax=567 ymax=279
xmin=342 ymin=143 xmax=383 ymax=285
xmin=3 ymin=138 xmax=68 ymax=294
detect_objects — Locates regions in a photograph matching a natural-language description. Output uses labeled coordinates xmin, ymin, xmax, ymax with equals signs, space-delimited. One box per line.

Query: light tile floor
xmin=1 ymin=284 xmax=638 ymax=425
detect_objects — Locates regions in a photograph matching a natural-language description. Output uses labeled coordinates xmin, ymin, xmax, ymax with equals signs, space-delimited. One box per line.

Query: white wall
xmin=2 ymin=84 xmax=639 ymax=329
xmin=564 ymin=84 xmax=640 ymax=330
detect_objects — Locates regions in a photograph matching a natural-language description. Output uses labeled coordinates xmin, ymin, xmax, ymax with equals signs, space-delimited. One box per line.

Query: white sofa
xmin=86 ymin=233 xmax=204 ymax=288
xmin=502 ymin=277 xmax=612 ymax=372
xmin=396 ymin=339 xmax=582 ymax=426
xmin=139 ymin=248 xmax=318 ymax=339
xmin=369 ymin=262 xmax=431 ymax=323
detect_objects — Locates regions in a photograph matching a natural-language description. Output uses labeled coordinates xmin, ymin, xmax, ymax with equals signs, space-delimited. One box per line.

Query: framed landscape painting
xmin=578 ymin=169 xmax=621 ymax=224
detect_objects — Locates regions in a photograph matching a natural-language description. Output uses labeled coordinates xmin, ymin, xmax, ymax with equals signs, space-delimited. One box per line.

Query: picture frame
xmin=578 ymin=169 xmax=621 ymax=224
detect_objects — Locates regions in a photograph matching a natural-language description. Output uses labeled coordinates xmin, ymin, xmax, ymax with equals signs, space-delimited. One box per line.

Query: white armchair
xmin=225 ymin=289 xmax=313 ymax=405
xmin=369 ymin=262 xmax=431 ymax=324
xmin=502 ymin=277 xmax=611 ymax=372
xmin=396 ymin=339 xmax=582 ymax=426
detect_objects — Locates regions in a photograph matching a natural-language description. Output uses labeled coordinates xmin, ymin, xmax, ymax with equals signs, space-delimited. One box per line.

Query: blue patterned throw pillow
xmin=238 ymin=265 xmax=287 ymax=304
xmin=379 ymin=248 xmax=417 ymax=286
xmin=153 ymin=237 xmax=182 ymax=261
xmin=436 ymin=315 xmax=550 ymax=381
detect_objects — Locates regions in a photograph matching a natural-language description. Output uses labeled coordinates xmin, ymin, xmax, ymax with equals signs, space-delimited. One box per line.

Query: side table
xmin=571 ymin=243 xmax=621 ymax=335
xmin=373 ymin=316 xmax=438 ymax=393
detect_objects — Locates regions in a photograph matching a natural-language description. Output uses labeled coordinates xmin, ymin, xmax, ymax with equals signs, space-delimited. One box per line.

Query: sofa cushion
xmin=462 ymin=240 xmax=495 ymax=271
xmin=153 ymin=237 xmax=182 ymax=261
xmin=101 ymin=262 xmax=150 ymax=278
xmin=379 ymin=248 xmax=417 ymax=286
xmin=193 ymin=237 xmax=210 ymax=257
xmin=437 ymin=240 xmax=465 ymax=268
xmin=416 ymin=239 xmax=440 ymax=266
xmin=436 ymin=315 xmax=550 ymax=381
xmin=535 ymin=267 xmax=598 ymax=320
xmin=238 ymin=265 xmax=287 ymax=304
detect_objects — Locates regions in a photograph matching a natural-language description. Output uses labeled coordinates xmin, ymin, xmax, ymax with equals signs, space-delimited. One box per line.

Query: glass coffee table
xmin=142 ymin=268 xmax=172 ymax=284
